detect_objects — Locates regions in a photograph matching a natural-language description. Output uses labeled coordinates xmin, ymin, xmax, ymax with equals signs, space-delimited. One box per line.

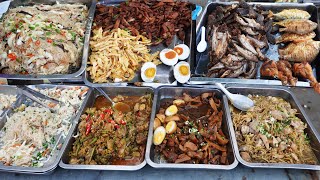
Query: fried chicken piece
xmin=277 ymin=60 xmax=297 ymax=86
xmin=293 ymin=62 xmax=317 ymax=83
xmin=294 ymin=62 xmax=320 ymax=94
xmin=260 ymin=60 xmax=278 ymax=77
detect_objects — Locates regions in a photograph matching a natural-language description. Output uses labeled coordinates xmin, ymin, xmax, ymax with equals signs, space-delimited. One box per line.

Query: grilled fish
xmin=269 ymin=9 xmax=311 ymax=20
xmin=274 ymin=19 xmax=317 ymax=35
xmin=279 ymin=40 xmax=320 ymax=62
xmin=276 ymin=32 xmax=316 ymax=43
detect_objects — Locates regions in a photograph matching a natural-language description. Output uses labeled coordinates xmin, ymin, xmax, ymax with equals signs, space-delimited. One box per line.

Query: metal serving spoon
xmin=197 ymin=26 xmax=207 ymax=53
xmin=215 ymin=83 xmax=254 ymax=111
xmin=95 ymin=87 xmax=131 ymax=113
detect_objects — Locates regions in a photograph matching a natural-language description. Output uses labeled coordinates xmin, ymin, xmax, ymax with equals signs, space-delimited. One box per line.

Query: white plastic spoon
xmin=215 ymin=83 xmax=254 ymax=111
xmin=197 ymin=26 xmax=207 ymax=53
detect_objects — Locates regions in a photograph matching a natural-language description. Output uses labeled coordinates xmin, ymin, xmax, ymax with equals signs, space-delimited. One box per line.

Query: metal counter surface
xmin=0 ymin=87 xmax=319 ymax=179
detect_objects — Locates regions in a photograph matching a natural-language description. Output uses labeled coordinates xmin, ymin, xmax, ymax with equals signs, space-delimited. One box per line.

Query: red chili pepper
xmin=26 ymin=53 xmax=34 ymax=57
xmin=100 ymin=113 xmax=105 ymax=120
xmin=119 ymin=120 xmax=126 ymax=125
xmin=85 ymin=114 xmax=90 ymax=122
xmin=136 ymin=111 xmax=141 ymax=117
xmin=47 ymin=38 xmax=53 ymax=43
xmin=108 ymin=119 xmax=115 ymax=124
xmin=35 ymin=40 xmax=40 ymax=46
xmin=5 ymin=32 xmax=12 ymax=38
xmin=114 ymin=124 xmax=120 ymax=129
xmin=85 ymin=122 xmax=91 ymax=135
xmin=7 ymin=53 xmax=17 ymax=61
xmin=104 ymin=109 xmax=113 ymax=115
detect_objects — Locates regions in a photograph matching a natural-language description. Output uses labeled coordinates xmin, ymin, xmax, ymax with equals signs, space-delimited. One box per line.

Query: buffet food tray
xmin=0 ymin=84 xmax=92 ymax=174
xmin=191 ymin=2 xmax=319 ymax=87
xmin=0 ymin=85 xmax=20 ymax=118
xmin=0 ymin=0 xmax=96 ymax=80
xmin=59 ymin=86 xmax=154 ymax=171
xmin=83 ymin=0 xmax=196 ymax=86
xmin=145 ymin=86 xmax=238 ymax=169
xmin=224 ymin=84 xmax=320 ymax=170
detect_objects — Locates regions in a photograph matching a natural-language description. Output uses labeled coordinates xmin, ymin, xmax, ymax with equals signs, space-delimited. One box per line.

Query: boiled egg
xmin=174 ymin=44 xmax=190 ymax=60
xmin=174 ymin=61 xmax=190 ymax=84
xmin=166 ymin=121 xmax=177 ymax=134
xmin=153 ymin=126 xmax=166 ymax=145
xmin=165 ymin=105 xmax=178 ymax=116
xmin=141 ymin=62 xmax=156 ymax=82
xmin=160 ymin=49 xmax=178 ymax=66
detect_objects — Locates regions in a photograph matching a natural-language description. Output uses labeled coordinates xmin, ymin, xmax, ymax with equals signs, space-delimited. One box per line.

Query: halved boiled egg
xmin=153 ymin=126 xmax=166 ymax=145
xmin=160 ymin=49 xmax=178 ymax=66
xmin=174 ymin=61 xmax=190 ymax=84
xmin=165 ymin=105 xmax=178 ymax=116
xmin=141 ymin=62 xmax=156 ymax=82
xmin=174 ymin=44 xmax=190 ymax=60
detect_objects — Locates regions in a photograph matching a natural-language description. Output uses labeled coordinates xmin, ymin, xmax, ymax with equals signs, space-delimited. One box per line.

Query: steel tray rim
xmin=59 ymin=86 xmax=155 ymax=171
xmin=223 ymin=84 xmax=320 ymax=170
xmin=193 ymin=2 xmax=318 ymax=88
xmin=0 ymin=0 xmax=96 ymax=80
xmin=0 ymin=84 xmax=92 ymax=174
xmin=145 ymin=85 xmax=239 ymax=170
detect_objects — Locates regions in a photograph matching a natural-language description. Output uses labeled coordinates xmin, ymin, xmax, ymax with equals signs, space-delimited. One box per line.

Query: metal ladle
xmin=95 ymin=87 xmax=131 ymax=113
xmin=215 ymin=83 xmax=254 ymax=111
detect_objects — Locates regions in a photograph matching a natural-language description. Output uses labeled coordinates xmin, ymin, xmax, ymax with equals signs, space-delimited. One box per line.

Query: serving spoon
xmin=95 ymin=87 xmax=131 ymax=113
xmin=215 ymin=83 xmax=254 ymax=111
xmin=197 ymin=26 xmax=207 ymax=53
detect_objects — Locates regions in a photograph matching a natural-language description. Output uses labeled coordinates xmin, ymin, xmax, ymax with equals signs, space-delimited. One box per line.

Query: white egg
xmin=159 ymin=48 xmax=178 ymax=66
xmin=174 ymin=44 xmax=190 ymax=60
xmin=141 ymin=62 xmax=157 ymax=82
xmin=174 ymin=61 xmax=190 ymax=84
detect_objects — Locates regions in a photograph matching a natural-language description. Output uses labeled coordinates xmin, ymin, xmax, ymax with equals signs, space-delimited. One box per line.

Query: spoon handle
xmin=201 ymin=26 xmax=205 ymax=42
xmin=215 ymin=83 xmax=233 ymax=99
xmin=95 ymin=87 xmax=114 ymax=106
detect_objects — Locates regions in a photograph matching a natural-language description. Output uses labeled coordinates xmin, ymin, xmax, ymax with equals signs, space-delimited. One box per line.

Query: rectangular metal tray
xmin=224 ymin=84 xmax=320 ymax=170
xmin=145 ymin=86 xmax=238 ymax=169
xmin=59 ymin=86 xmax=155 ymax=171
xmin=0 ymin=85 xmax=19 ymax=118
xmin=83 ymin=0 xmax=196 ymax=86
xmin=0 ymin=84 xmax=92 ymax=174
xmin=191 ymin=2 xmax=319 ymax=87
xmin=0 ymin=0 xmax=96 ymax=80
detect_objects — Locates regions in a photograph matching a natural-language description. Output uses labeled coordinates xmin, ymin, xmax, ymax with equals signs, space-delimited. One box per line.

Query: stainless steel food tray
xmin=59 ymin=86 xmax=155 ymax=171
xmin=0 ymin=85 xmax=20 ymax=118
xmin=191 ymin=2 xmax=319 ymax=87
xmin=83 ymin=0 xmax=196 ymax=86
xmin=224 ymin=84 xmax=320 ymax=170
xmin=145 ymin=86 xmax=238 ymax=169
xmin=0 ymin=84 xmax=92 ymax=174
xmin=0 ymin=0 xmax=96 ymax=80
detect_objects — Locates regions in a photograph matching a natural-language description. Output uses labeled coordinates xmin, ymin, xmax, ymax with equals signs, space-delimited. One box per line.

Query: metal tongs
xmin=18 ymin=86 xmax=62 ymax=113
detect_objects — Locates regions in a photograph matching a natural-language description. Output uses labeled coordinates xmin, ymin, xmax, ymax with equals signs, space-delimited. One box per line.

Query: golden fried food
xmin=269 ymin=9 xmax=311 ymax=20
xmin=276 ymin=32 xmax=316 ymax=43
xmin=275 ymin=19 xmax=317 ymax=35
xmin=279 ymin=40 xmax=320 ymax=62
xmin=87 ymin=28 xmax=160 ymax=83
